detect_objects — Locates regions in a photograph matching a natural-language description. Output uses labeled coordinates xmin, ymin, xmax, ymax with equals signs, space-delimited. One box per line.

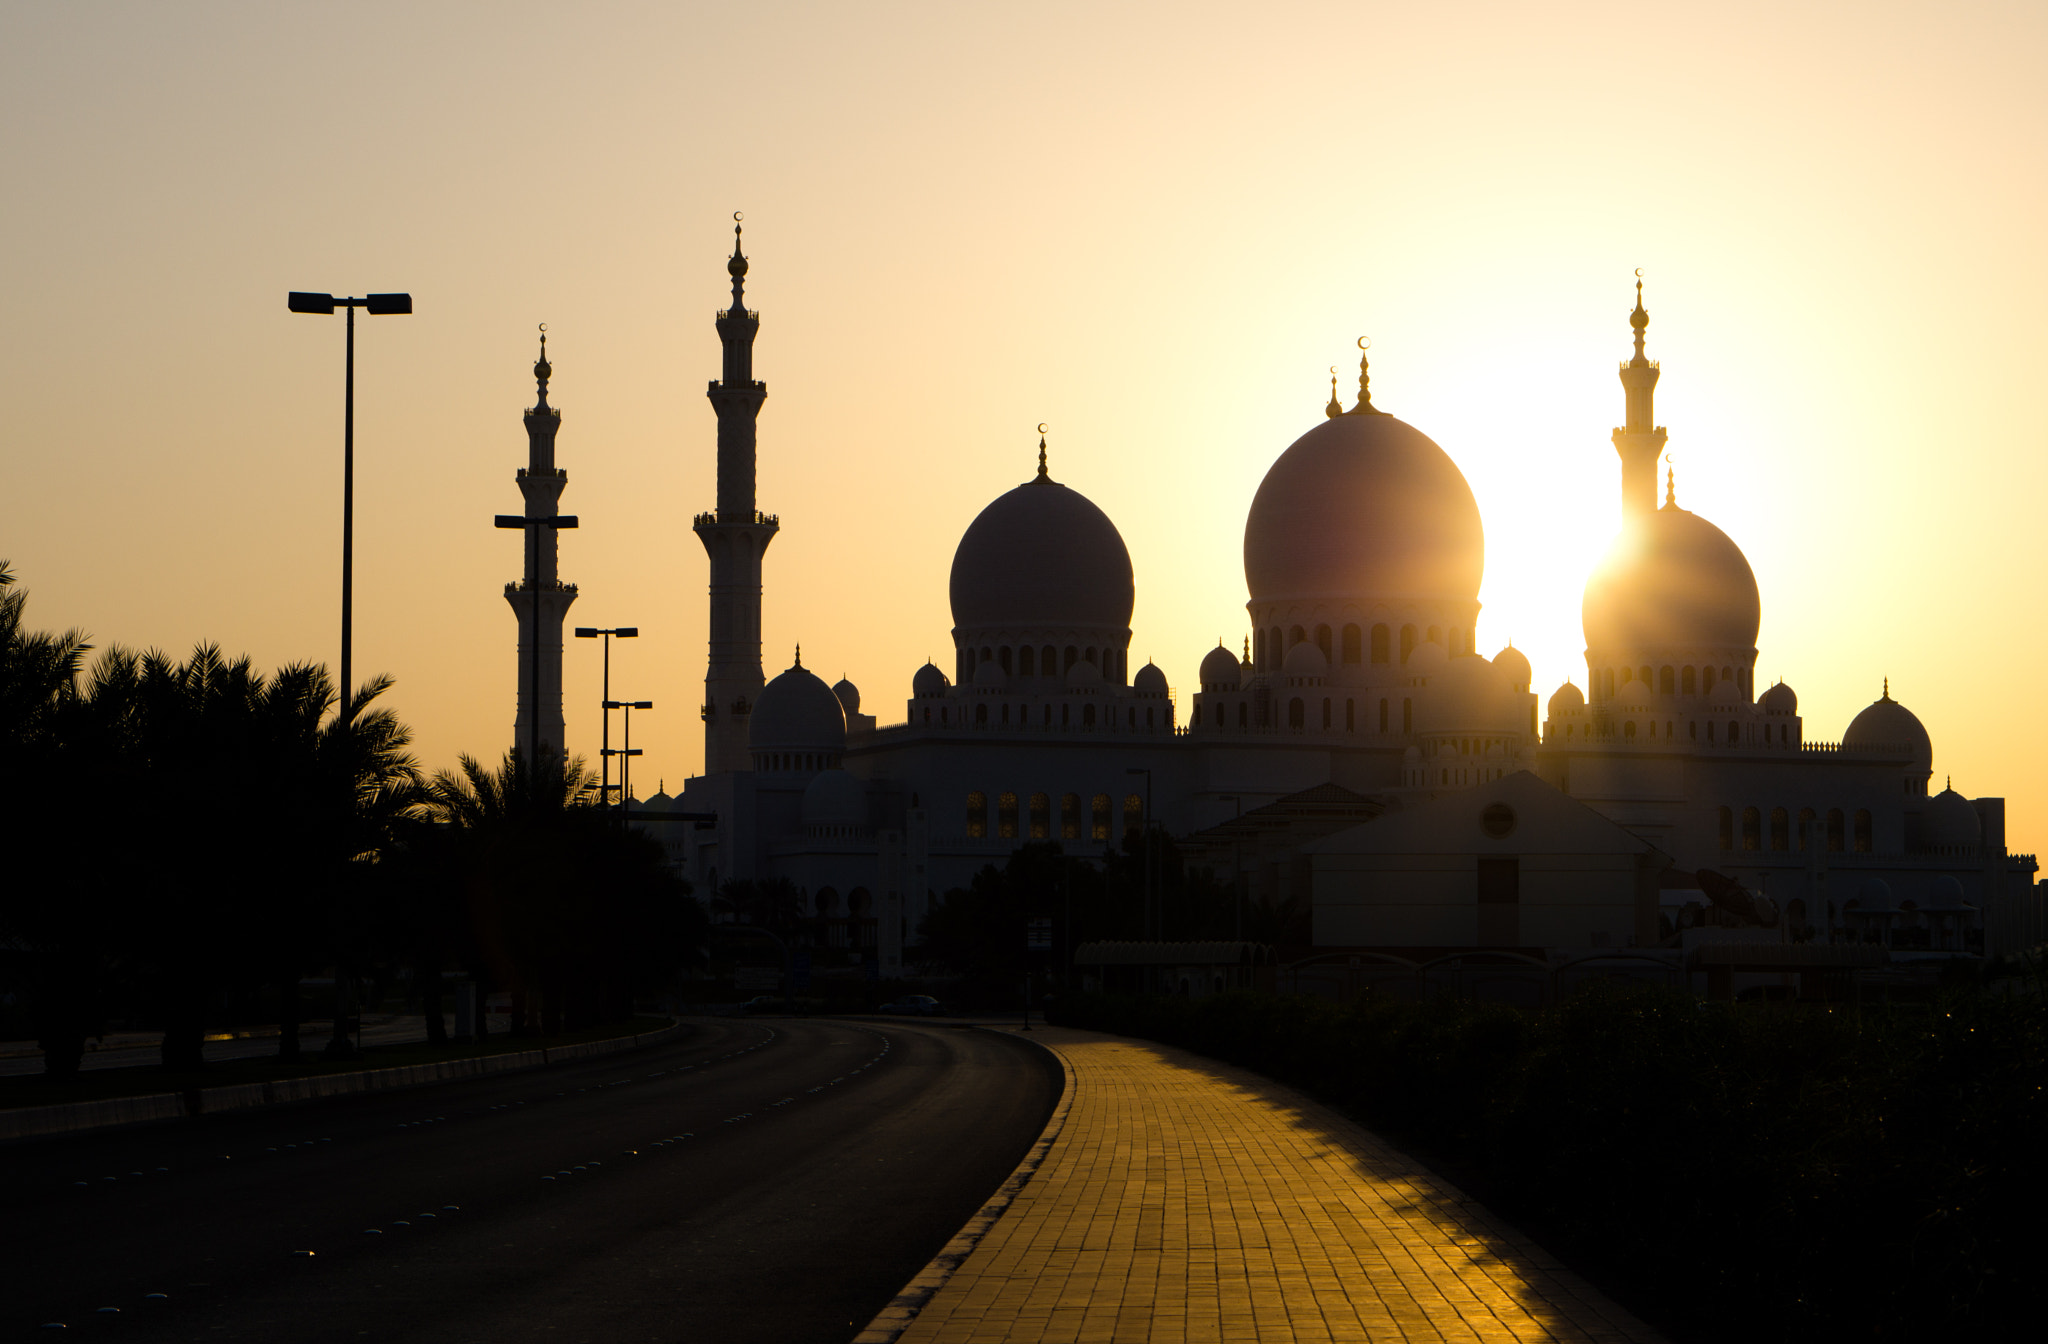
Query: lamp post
xmin=575 ymin=627 xmax=639 ymax=812
xmin=288 ymin=291 xmax=411 ymax=729
xmin=605 ymin=700 xmax=652 ymax=821
xmin=1126 ymin=767 xmax=1153 ymax=942
xmin=495 ymin=514 xmax=580 ymax=780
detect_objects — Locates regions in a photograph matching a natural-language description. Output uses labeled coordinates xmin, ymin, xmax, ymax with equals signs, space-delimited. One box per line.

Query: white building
xmin=639 ymin=251 xmax=2041 ymax=982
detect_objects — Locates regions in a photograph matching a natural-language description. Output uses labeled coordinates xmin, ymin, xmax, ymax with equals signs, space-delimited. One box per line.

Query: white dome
xmin=1548 ymin=681 xmax=1585 ymax=716
xmin=1199 ymin=643 xmax=1241 ymax=690
xmin=950 ymin=469 xmax=1133 ymax=634
xmin=1491 ymin=645 xmax=1531 ymax=692
xmin=1425 ymin=654 xmax=1511 ymax=733
xmin=832 ymin=677 xmax=861 ymax=715
xmin=1926 ymin=875 xmax=1970 ymax=909
xmin=801 ymin=769 xmax=866 ymax=831
xmin=1133 ymin=661 xmax=1168 ymax=694
xmin=973 ymin=659 xmax=1009 ymax=688
xmin=912 ymin=662 xmax=950 ymax=698
xmin=1407 ymin=640 xmax=1448 ymax=676
xmin=1924 ymin=787 xmax=1980 ymax=848
xmin=1065 ymin=658 xmax=1104 ymax=687
xmin=1282 ymin=640 xmax=1328 ymax=676
xmin=1759 ymin=681 xmax=1797 ymax=716
xmin=1583 ymin=505 xmax=1760 ymax=655
xmin=1852 ymin=877 xmax=1897 ymax=912
xmin=1844 ymin=686 xmax=1932 ymax=773
xmin=750 ymin=657 xmax=847 ymax=755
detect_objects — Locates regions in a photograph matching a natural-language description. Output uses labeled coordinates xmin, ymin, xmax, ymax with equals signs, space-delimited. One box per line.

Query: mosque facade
xmin=644 ymin=237 xmax=2041 ymax=986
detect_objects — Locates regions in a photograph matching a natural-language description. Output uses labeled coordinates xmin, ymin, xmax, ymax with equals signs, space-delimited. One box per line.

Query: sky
xmin=4 ymin=1 xmax=2045 ymax=846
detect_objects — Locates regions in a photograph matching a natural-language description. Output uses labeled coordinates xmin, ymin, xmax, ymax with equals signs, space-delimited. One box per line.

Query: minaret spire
xmin=1325 ymin=366 xmax=1342 ymax=419
xmin=1611 ymin=271 xmax=1667 ymax=520
xmin=1346 ymin=337 xmax=1385 ymax=416
xmin=1036 ymin=423 xmax=1049 ymax=480
xmin=694 ymin=213 xmax=778 ymax=774
xmin=505 ymin=324 xmax=576 ymax=762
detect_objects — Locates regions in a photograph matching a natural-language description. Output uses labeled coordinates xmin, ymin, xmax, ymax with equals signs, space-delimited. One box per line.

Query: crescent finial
xmin=538 ymin=322 xmax=547 ymax=332
xmin=1635 ymin=267 xmax=1643 ymax=278
xmin=1038 ymin=422 xmax=1048 ymax=434
xmin=734 ymin=211 xmax=744 ymax=223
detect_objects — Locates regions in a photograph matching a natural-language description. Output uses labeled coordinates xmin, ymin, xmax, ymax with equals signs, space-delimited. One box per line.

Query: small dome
xmin=1583 ymin=506 xmax=1761 ymax=655
xmin=1282 ymin=640 xmax=1328 ymax=676
xmin=1844 ymin=686 xmax=1933 ymax=773
xmin=832 ymin=678 xmax=861 ymax=715
xmin=1244 ymin=414 xmax=1484 ymax=605
xmin=1491 ymin=645 xmax=1531 ymax=692
xmin=912 ymin=662 xmax=950 ymax=698
xmin=1065 ymin=658 xmax=1104 ymax=687
xmin=1425 ymin=654 xmax=1512 ymax=733
xmin=1709 ymin=676 xmax=1742 ymax=704
xmin=643 ymin=789 xmax=674 ymax=811
xmin=950 ymin=473 xmax=1133 ymax=634
xmin=1852 ymin=877 xmax=1897 ymax=912
xmin=1134 ymin=661 xmax=1168 ymax=694
xmin=1407 ymin=640 xmax=1448 ymax=676
xmin=1199 ymin=643 xmax=1242 ymax=690
xmin=751 ymin=658 xmax=848 ymax=755
xmin=1924 ymin=787 xmax=1981 ymax=848
xmin=1759 ymin=681 xmax=1797 ymax=716
xmin=801 ymin=769 xmax=866 ymax=831
xmin=1548 ymin=681 xmax=1585 ymax=716
xmin=1927 ymin=875 xmax=1970 ymax=909
xmin=973 ymin=659 xmax=1009 ymax=688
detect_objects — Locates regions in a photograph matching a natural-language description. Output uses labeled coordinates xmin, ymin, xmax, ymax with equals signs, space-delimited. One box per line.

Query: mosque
xmin=614 ymin=226 xmax=2041 ymax=988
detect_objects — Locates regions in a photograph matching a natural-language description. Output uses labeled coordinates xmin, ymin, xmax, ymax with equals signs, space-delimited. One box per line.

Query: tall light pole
xmin=1126 ymin=767 xmax=1154 ymax=942
xmin=288 ymin=291 xmax=411 ymax=728
xmin=575 ymin=627 xmax=639 ymax=811
xmin=606 ymin=700 xmax=652 ymax=822
xmin=495 ymin=514 xmax=580 ymax=779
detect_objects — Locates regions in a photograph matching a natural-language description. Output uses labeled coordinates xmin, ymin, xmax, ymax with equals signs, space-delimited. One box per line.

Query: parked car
xmin=878 ymin=994 xmax=945 ymax=1016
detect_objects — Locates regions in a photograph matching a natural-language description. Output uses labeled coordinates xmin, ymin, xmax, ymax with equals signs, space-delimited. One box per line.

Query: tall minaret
xmin=1611 ymin=275 xmax=1667 ymax=520
xmin=505 ymin=330 xmax=577 ymax=760
xmin=693 ymin=217 xmax=777 ymax=775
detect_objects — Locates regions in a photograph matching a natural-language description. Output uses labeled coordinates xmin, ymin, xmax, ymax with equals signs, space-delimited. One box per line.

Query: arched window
xmin=1082 ymin=703 xmax=1096 ymax=728
xmin=1378 ymin=698 xmax=1389 ymax=732
xmin=1770 ymin=807 xmax=1789 ymax=851
xmin=1061 ymin=793 xmax=1081 ymax=840
xmin=967 ymin=792 xmax=988 ymax=838
xmin=815 ymin=887 xmax=840 ymax=915
xmin=1682 ymin=666 xmax=1697 ymax=695
xmin=1321 ymin=698 xmax=1331 ymax=728
xmin=1796 ymin=807 xmax=1815 ymax=848
xmin=1853 ymin=809 xmax=1872 ymax=853
xmin=1253 ymin=628 xmax=1266 ymax=668
xmin=923 ymin=707 xmax=931 ymax=724
xmin=1342 ymin=624 xmax=1362 ymax=663
xmin=1237 ymin=702 xmax=1248 ymax=727
xmin=1400 ymin=625 xmax=1417 ymax=663
xmin=846 ymin=888 xmax=872 ymax=915
xmin=1269 ymin=627 xmax=1282 ymax=666
xmin=1064 ymin=646 xmax=1078 ymax=673
xmin=1000 ymin=704 xmax=1010 ymax=725
xmin=1315 ymin=624 xmax=1333 ymax=661
xmin=1043 ymin=704 xmax=1052 ymax=726
xmin=1145 ymin=706 xmax=1154 ymax=728
xmin=1721 ymin=665 xmax=1733 ymax=684
xmin=1029 ymin=792 xmax=1050 ymax=839
xmin=1061 ymin=703 xmax=1070 ymax=726
xmin=1018 ymin=645 xmax=1035 ymax=677
xmin=1659 ymin=666 xmax=1675 ymax=694
xmin=1346 ymin=698 xmax=1355 ymax=731
xmin=998 ymin=792 xmax=1019 ymax=839
xmin=1715 ymin=806 xmax=1734 ymax=849
xmin=1288 ymin=697 xmax=1305 ymax=728
xmin=1123 ymin=793 xmax=1144 ymax=840
xmin=1288 ymin=624 xmax=1306 ymax=649
xmin=1042 ymin=645 xmax=1056 ymax=674
xmin=1621 ymin=666 xmax=1633 ymax=686
xmin=1741 ymin=806 xmax=1761 ymax=850
xmin=1402 ymin=697 xmax=1413 ymax=732
xmin=1370 ymin=624 xmax=1390 ymax=664
xmin=1826 ymin=808 xmax=1846 ymax=853
xmin=941 ymin=707 xmax=949 ymax=724
xmin=1728 ymin=719 xmax=1739 ymax=743
xmin=1083 ymin=646 xmax=1097 ymax=664
xmin=999 ymin=646 xmax=1013 ymax=674
xmin=1127 ymin=707 xmax=1136 ymax=727
xmin=975 ymin=703 xmax=988 ymax=726
xmin=1705 ymin=720 xmax=1715 ymax=743
xmin=1427 ymin=624 xmax=1442 ymax=646
xmin=1639 ymin=665 xmax=1652 ymax=687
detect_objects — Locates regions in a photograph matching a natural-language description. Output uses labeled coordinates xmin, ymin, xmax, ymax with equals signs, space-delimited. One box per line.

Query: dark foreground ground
xmin=3 ymin=1016 xmax=1061 ymax=1343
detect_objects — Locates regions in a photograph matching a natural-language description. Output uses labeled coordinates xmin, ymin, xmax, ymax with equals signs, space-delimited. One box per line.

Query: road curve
xmin=5 ymin=1016 xmax=1061 ymax=1343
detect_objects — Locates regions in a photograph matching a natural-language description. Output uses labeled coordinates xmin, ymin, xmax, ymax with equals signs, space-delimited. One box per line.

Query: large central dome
xmin=1243 ymin=414 xmax=1484 ymax=604
xmin=950 ymin=472 xmax=1133 ymax=632
xmin=1582 ymin=505 xmax=1759 ymax=654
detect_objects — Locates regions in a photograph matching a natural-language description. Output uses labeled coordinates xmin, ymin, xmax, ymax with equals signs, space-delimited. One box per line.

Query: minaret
xmin=1612 ymin=275 xmax=1667 ymax=519
xmin=693 ymin=217 xmax=778 ymax=774
xmin=505 ymin=329 xmax=577 ymax=759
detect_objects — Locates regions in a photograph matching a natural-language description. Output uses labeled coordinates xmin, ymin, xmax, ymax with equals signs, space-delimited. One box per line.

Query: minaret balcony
xmin=516 ymin=466 xmax=567 ymax=480
xmin=504 ymin=580 xmax=580 ymax=595
xmin=716 ymin=308 xmax=761 ymax=320
xmin=693 ymin=510 xmax=779 ymax=529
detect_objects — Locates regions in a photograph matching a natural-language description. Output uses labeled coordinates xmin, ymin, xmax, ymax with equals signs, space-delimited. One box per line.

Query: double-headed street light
xmin=495 ymin=513 xmax=579 ymax=779
xmin=603 ymin=700 xmax=653 ymax=821
xmin=575 ymin=627 xmax=639 ymax=811
xmin=288 ymin=291 xmax=412 ymax=728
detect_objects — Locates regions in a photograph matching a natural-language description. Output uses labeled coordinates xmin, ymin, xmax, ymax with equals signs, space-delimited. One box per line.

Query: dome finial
xmin=727 ymin=211 xmax=749 ymax=302
xmin=794 ymin=642 xmax=802 ymax=669
xmin=1325 ymin=366 xmax=1342 ymax=419
xmin=1347 ymin=337 xmax=1385 ymax=415
xmin=1036 ymin=423 xmax=1049 ymax=479
xmin=1242 ymin=634 xmax=1251 ymax=665
xmin=533 ymin=323 xmax=552 ymax=408
xmin=1665 ymin=461 xmax=1676 ymax=508
xmin=1883 ymin=676 xmax=1890 ymax=701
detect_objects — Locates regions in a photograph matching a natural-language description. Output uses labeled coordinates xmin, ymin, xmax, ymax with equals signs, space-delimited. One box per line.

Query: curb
xmin=0 ymin=1019 xmax=684 ymax=1143
xmin=851 ymin=1027 xmax=1076 ymax=1344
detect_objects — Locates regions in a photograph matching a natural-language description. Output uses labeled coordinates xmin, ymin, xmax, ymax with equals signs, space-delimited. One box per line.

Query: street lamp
xmin=604 ymin=700 xmax=653 ymax=821
xmin=1126 ymin=767 xmax=1153 ymax=941
xmin=495 ymin=513 xmax=580 ymax=780
xmin=575 ymin=626 xmax=639 ymax=812
xmin=288 ymin=291 xmax=412 ymax=728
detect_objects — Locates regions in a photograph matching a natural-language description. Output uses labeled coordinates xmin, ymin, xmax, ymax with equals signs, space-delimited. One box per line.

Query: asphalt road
xmin=3 ymin=1016 xmax=1061 ymax=1343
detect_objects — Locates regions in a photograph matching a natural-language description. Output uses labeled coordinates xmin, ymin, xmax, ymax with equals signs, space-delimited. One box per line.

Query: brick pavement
xmin=875 ymin=1025 xmax=1667 ymax=1344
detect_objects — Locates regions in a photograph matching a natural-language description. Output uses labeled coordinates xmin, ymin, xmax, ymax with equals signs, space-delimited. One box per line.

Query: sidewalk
xmin=878 ymin=1026 xmax=1666 ymax=1344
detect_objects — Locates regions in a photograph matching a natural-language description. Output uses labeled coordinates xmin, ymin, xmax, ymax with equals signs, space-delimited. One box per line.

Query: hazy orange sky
xmin=6 ymin=2 xmax=2045 ymax=846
